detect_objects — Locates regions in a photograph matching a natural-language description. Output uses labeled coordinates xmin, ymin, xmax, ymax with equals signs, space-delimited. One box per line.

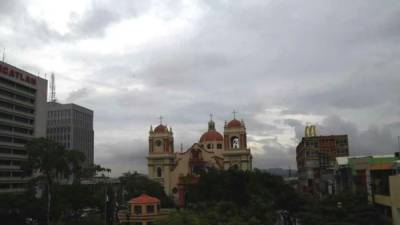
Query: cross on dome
xmin=159 ymin=115 xmax=163 ymax=125
xmin=208 ymin=113 xmax=216 ymax=131
xmin=232 ymin=110 xmax=237 ymax=119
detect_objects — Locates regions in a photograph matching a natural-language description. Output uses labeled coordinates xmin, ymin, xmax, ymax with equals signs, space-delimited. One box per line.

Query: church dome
xmin=154 ymin=124 xmax=168 ymax=133
xmin=200 ymin=116 xmax=223 ymax=142
xmin=227 ymin=119 xmax=242 ymax=128
xmin=200 ymin=130 xmax=223 ymax=142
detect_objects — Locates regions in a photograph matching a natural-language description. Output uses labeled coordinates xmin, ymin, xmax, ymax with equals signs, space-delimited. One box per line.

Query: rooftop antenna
xmin=50 ymin=73 xmax=56 ymax=102
xmin=2 ymin=47 xmax=5 ymax=62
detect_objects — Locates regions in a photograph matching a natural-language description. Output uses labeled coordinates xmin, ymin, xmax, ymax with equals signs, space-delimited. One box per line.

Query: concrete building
xmin=46 ymin=102 xmax=94 ymax=166
xmin=296 ymin=125 xmax=349 ymax=196
xmin=334 ymin=153 xmax=400 ymax=225
xmin=147 ymin=115 xmax=252 ymax=202
xmin=0 ymin=61 xmax=47 ymax=193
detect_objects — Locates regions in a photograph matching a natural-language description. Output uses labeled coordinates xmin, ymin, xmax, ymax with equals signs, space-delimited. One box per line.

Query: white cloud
xmin=1 ymin=0 xmax=399 ymax=175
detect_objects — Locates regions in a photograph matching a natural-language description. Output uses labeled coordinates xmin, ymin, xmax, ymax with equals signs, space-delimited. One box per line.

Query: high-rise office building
xmin=0 ymin=61 xmax=47 ymax=193
xmin=46 ymin=102 xmax=94 ymax=166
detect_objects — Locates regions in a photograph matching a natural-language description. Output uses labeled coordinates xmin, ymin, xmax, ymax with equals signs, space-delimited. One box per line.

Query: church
xmin=147 ymin=114 xmax=253 ymax=203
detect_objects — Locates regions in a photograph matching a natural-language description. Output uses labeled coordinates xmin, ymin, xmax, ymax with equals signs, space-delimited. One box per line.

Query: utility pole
xmin=397 ymin=136 xmax=400 ymax=153
xmin=105 ymin=186 xmax=107 ymax=225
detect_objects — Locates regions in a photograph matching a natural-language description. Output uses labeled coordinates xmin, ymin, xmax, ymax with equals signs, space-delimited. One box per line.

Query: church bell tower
xmin=147 ymin=118 xmax=175 ymax=195
xmin=223 ymin=112 xmax=252 ymax=170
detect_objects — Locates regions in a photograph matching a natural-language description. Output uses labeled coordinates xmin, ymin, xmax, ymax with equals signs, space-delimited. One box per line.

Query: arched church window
xmin=231 ymin=136 xmax=240 ymax=149
xmin=157 ymin=167 xmax=162 ymax=177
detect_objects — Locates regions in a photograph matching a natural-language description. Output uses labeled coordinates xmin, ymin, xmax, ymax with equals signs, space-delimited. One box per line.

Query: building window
xmin=146 ymin=205 xmax=155 ymax=214
xmin=0 ymin=160 xmax=11 ymax=165
xmin=230 ymin=164 xmax=239 ymax=170
xmin=231 ymin=136 xmax=239 ymax=149
xmin=0 ymin=183 xmax=9 ymax=189
xmin=134 ymin=205 xmax=142 ymax=214
xmin=0 ymin=136 xmax=12 ymax=142
xmin=0 ymin=148 xmax=11 ymax=154
xmin=157 ymin=167 xmax=162 ymax=177
xmin=217 ymin=144 xmax=222 ymax=149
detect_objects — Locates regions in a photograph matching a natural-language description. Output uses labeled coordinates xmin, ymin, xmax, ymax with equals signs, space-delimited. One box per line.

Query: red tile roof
xmin=200 ymin=130 xmax=223 ymax=142
xmin=128 ymin=193 xmax=160 ymax=204
xmin=154 ymin=124 xmax=168 ymax=133
xmin=227 ymin=119 xmax=242 ymax=128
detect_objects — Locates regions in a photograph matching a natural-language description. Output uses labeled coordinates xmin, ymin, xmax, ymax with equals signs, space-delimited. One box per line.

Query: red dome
xmin=129 ymin=193 xmax=160 ymax=204
xmin=227 ymin=119 xmax=242 ymax=128
xmin=154 ymin=124 xmax=167 ymax=133
xmin=200 ymin=130 xmax=223 ymax=142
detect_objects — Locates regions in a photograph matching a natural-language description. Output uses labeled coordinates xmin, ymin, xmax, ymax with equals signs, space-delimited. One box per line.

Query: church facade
xmin=147 ymin=116 xmax=252 ymax=199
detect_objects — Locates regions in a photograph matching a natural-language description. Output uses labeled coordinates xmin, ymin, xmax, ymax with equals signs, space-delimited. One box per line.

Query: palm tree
xmin=22 ymin=138 xmax=85 ymax=225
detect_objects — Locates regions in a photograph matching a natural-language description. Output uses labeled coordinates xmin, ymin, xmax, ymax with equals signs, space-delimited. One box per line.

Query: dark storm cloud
xmin=96 ymin=139 xmax=148 ymax=175
xmin=69 ymin=7 xmax=119 ymax=37
xmin=78 ymin=0 xmax=400 ymax=174
xmin=67 ymin=0 xmax=156 ymax=38
xmin=318 ymin=116 xmax=400 ymax=155
xmin=140 ymin=51 xmax=231 ymax=88
xmin=2 ymin=0 xmax=400 ymax=175
xmin=283 ymin=59 xmax=400 ymax=112
xmin=0 ymin=0 xmax=64 ymax=48
xmin=0 ymin=0 xmax=22 ymax=15
xmin=285 ymin=115 xmax=400 ymax=156
xmin=284 ymin=119 xmax=305 ymax=140
xmin=252 ymin=137 xmax=296 ymax=169
xmin=66 ymin=88 xmax=90 ymax=102
xmin=0 ymin=0 xmax=160 ymax=48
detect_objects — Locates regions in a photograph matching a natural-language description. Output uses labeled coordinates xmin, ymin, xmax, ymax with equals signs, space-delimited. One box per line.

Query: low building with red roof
xmin=117 ymin=193 xmax=169 ymax=225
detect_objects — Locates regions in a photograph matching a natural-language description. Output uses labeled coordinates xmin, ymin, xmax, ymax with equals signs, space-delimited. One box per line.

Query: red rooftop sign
xmin=0 ymin=63 xmax=37 ymax=85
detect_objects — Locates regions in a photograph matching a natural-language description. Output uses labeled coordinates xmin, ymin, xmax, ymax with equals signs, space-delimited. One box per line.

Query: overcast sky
xmin=1 ymin=0 xmax=400 ymax=176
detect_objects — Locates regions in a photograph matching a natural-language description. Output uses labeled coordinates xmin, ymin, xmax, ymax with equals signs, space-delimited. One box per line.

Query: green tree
xmin=21 ymin=138 xmax=86 ymax=225
xmin=154 ymin=211 xmax=208 ymax=225
xmin=119 ymin=171 xmax=174 ymax=207
xmin=295 ymin=191 xmax=388 ymax=225
xmin=181 ymin=169 xmax=286 ymax=225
